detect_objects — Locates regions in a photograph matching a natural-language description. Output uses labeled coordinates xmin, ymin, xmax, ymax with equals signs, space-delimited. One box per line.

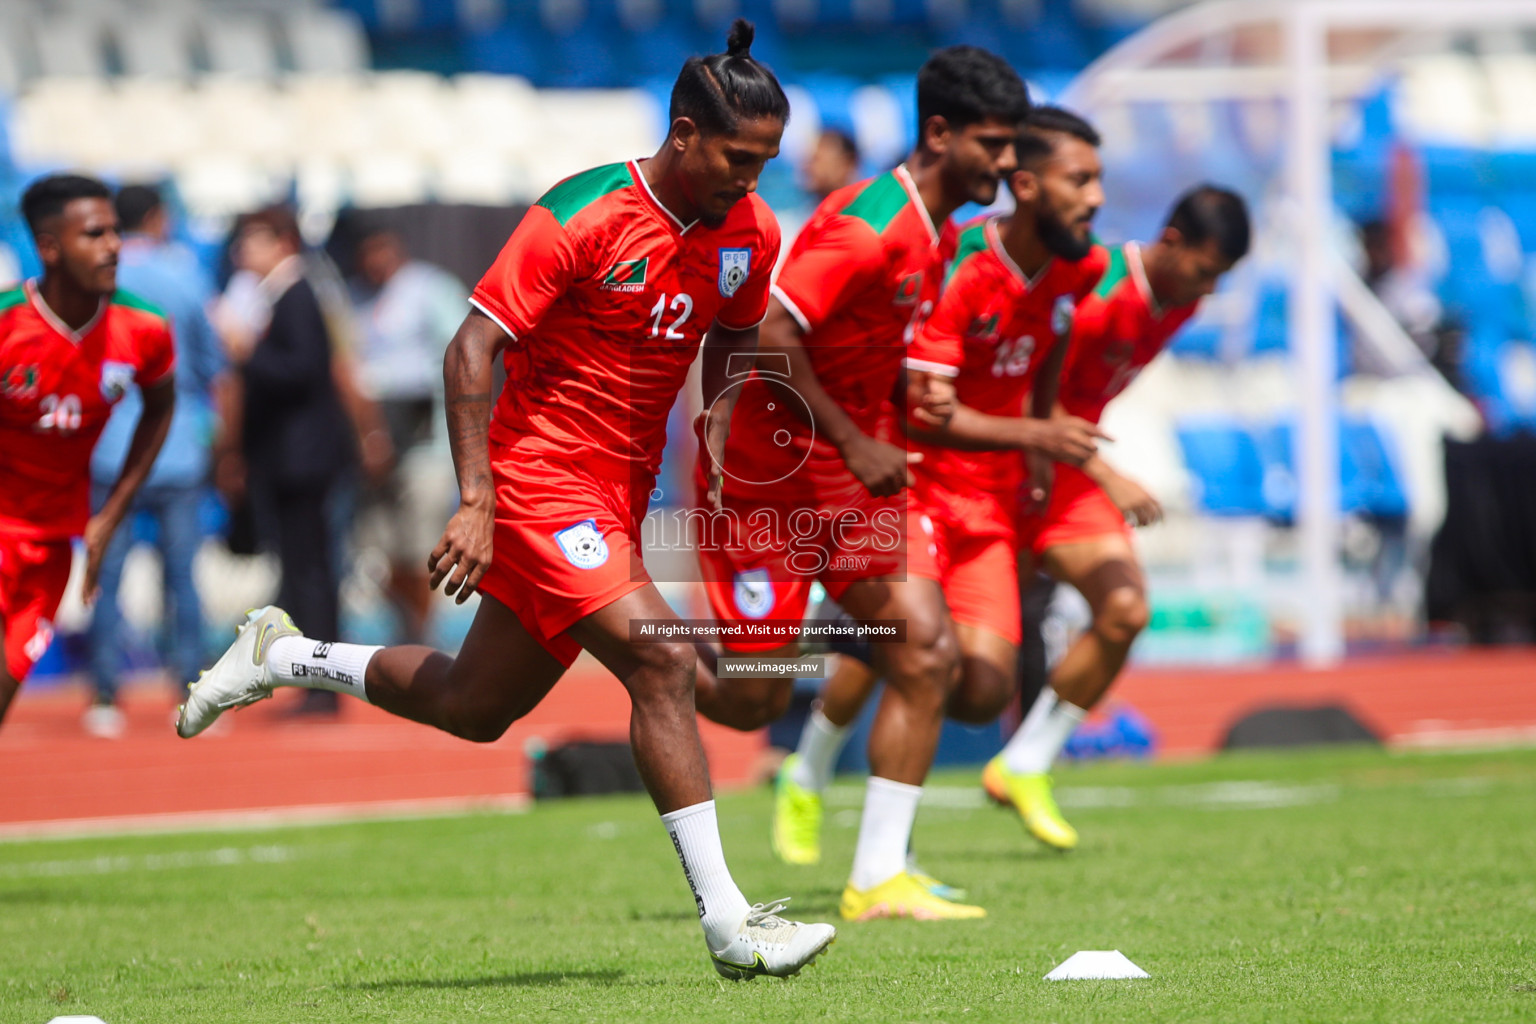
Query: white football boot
xmin=176 ymin=606 xmax=303 ymax=738
xmin=708 ymin=899 xmax=836 ymax=980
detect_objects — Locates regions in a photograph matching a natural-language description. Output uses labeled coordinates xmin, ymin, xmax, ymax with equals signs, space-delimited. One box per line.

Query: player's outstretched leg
xmin=183 ymin=590 xmax=835 ymax=978
xmin=988 ymin=536 xmax=1148 ymax=850
xmin=834 ymin=578 xmax=985 ymax=922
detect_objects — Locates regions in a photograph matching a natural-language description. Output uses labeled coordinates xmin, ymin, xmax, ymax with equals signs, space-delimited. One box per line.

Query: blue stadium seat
xmin=1488 ymin=150 xmax=1536 ymax=197
xmin=1421 ymin=145 xmax=1490 ymax=197
xmin=1340 ymin=419 xmax=1409 ymax=519
xmin=1255 ymin=419 xmax=1410 ymax=520
xmin=1018 ymin=3 xmax=1091 ymax=72
xmin=888 ymin=0 xmax=929 ymax=27
xmin=1499 ymin=191 xmax=1536 ymax=254
xmin=1462 ymin=336 xmax=1536 ymax=436
xmin=798 ymin=72 xmax=861 ymax=137
xmin=1167 ymin=319 xmax=1222 ymax=360
xmin=331 ymin=0 xmax=382 ymax=31
xmin=617 ymin=17 xmax=703 ymax=81
xmin=1247 ymin=277 xmax=1361 ymax=375
xmin=1174 ymin=418 xmax=1268 ymax=517
xmin=461 ymin=23 xmax=550 ymax=81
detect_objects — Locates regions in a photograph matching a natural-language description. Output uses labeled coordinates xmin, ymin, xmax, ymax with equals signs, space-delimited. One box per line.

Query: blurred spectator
xmin=777 ymin=129 xmax=863 ymax=270
xmin=801 ymin=128 xmax=861 ymax=201
xmin=218 ymin=206 xmax=356 ymax=714
xmin=347 ymin=222 xmax=464 ymax=642
xmin=1358 ymin=218 xmax=1446 ymax=372
xmin=83 ymin=184 xmax=225 ymax=738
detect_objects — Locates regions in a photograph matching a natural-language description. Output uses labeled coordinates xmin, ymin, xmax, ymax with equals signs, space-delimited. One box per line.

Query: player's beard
xmin=1036 ymin=206 xmax=1094 ymax=261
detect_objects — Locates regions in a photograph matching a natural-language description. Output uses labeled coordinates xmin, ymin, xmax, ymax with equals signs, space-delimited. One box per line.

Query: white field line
xmin=0 ymin=844 xmax=304 ymax=879
xmin=1391 ymin=723 xmax=1536 ymax=750
xmin=826 ymin=780 xmax=1341 ymax=812
xmin=0 ymin=794 xmax=529 ymax=844
xmin=827 ymin=773 xmax=1507 ymax=817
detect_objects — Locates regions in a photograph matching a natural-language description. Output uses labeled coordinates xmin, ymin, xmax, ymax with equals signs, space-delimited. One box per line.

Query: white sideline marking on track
xmin=827 ymin=780 xmax=1341 ymax=812
xmin=0 ymin=844 xmax=302 ymax=879
xmin=1157 ymin=781 xmax=1341 ymax=809
xmin=0 ymin=795 xmax=529 ymax=844
xmin=1394 ymin=723 xmax=1536 ymax=750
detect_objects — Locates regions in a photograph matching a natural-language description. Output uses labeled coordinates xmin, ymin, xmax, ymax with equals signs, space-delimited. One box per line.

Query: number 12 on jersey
xmin=649 ymin=293 xmax=694 ymax=341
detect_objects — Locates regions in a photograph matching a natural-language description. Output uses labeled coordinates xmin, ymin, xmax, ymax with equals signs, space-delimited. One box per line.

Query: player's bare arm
xmin=1022 ymin=322 xmax=1074 ymax=509
xmin=429 ymin=309 xmax=508 ymax=603
xmin=1079 ymin=453 xmax=1163 ymax=527
xmin=904 ymin=381 xmax=1106 ymax=461
xmin=759 ymin=298 xmax=918 ymax=497
xmin=84 ymin=376 xmax=175 ymax=601
xmin=906 ymin=367 xmax=956 ymax=427
xmin=699 ymin=322 xmax=759 ymax=511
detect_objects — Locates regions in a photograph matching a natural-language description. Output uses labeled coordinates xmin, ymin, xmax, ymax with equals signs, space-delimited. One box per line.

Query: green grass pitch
xmin=3 ymin=745 xmax=1533 ymax=1023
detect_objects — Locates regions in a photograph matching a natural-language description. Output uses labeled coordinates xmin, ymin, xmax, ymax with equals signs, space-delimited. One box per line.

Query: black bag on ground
xmin=532 ymin=741 xmax=646 ymax=799
xmin=1222 ymin=704 xmax=1382 ymax=750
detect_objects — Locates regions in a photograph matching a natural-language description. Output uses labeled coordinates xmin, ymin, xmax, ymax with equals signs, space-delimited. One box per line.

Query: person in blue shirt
xmin=83 ymin=184 xmax=226 ymax=737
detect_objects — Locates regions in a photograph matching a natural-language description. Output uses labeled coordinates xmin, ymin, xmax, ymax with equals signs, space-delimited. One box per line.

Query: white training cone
xmin=1044 ymin=950 xmax=1150 ymax=980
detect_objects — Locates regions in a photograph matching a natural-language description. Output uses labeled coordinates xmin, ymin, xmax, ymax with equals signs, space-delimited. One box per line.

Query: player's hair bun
xmin=726 ymin=18 xmax=754 ymax=58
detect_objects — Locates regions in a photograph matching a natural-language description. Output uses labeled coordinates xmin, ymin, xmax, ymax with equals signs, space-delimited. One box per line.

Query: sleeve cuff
xmin=903 ymin=357 xmax=960 ymax=378
xmin=715 ymin=310 xmax=769 ymax=331
xmin=469 ymin=296 xmax=519 ymax=342
xmin=769 ymin=284 xmax=813 ymax=334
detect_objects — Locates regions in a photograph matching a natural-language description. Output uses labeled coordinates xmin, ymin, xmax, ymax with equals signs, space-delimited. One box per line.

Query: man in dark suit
xmin=223 ymin=206 xmax=356 ymax=713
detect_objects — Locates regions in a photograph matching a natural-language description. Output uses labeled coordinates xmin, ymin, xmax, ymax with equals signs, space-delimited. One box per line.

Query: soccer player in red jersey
xmin=178 ymin=23 xmax=837 ymax=980
xmin=0 ymin=174 xmax=176 ymax=729
xmin=692 ymin=48 xmax=1031 ymax=921
xmin=986 ymin=185 xmax=1251 ymax=849
xmin=769 ymin=106 xmax=1110 ymax=879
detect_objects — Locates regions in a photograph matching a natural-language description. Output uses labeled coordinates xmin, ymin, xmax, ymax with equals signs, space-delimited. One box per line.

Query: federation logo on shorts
xmin=100 ymin=361 xmax=136 ymax=403
xmin=1051 ymin=295 xmax=1077 ymax=336
xmin=555 ymin=519 xmax=610 ymax=570
xmin=24 ymin=618 xmax=54 ymax=664
xmin=732 ymin=568 xmax=775 ymax=619
xmin=718 ymin=248 xmax=751 ymax=298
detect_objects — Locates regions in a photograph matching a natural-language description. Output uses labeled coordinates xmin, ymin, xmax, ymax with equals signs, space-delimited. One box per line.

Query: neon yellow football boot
xmin=839 ymin=872 xmax=986 ymax=921
xmin=906 ymin=852 xmax=968 ymax=901
xmin=770 ymin=755 xmax=823 ymax=865
xmin=984 ymin=755 xmax=1078 ymax=851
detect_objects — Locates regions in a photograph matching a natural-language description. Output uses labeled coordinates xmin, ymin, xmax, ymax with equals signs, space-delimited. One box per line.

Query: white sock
xmin=1001 ymin=686 xmax=1086 ymax=775
xmin=788 ymin=704 xmax=850 ymax=793
xmin=661 ymin=800 xmax=753 ymax=951
xmin=848 ymin=776 xmax=923 ymax=891
xmin=267 ymin=637 xmax=380 ymax=703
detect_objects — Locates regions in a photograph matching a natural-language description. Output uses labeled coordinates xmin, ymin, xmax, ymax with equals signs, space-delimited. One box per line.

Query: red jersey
xmin=723 ymin=165 xmax=953 ymax=502
xmin=0 ymin=282 xmax=174 ymax=540
xmin=1061 ymin=241 xmax=1199 ymax=424
xmin=905 ymin=217 xmax=1108 ymax=495
xmin=471 ymin=159 xmax=779 ymax=477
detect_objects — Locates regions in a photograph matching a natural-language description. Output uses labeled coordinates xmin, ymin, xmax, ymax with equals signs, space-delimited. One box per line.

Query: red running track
xmin=0 ymin=663 xmax=764 ymax=835
xmin=3 ymin=648 xmax=1534 ymax=833
xmin=1111 ymin=647 xmax=1536 ymax=754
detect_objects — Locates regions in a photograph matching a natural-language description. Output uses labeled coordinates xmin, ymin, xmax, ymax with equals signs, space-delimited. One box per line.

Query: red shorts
xmin=1 ymin=534 xmax=72 ymax=682
xmin=476 ymin=449 xmax=651 ymax=667
xmin=907 ymin=484 xmax=1022 ymax=646
xmin=1018 ymin=464 xmax=1131 ymax=556
xmin=697 ymin=471 xmax=907 ymax=653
